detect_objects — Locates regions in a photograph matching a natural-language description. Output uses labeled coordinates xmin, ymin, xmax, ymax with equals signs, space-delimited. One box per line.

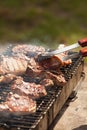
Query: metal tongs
xmin=38 ymin=38 xmax=87 ymax=61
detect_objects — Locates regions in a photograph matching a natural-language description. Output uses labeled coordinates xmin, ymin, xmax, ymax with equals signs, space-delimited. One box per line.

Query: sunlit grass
xmin=0 ymin=0 xmax=87 ymax=46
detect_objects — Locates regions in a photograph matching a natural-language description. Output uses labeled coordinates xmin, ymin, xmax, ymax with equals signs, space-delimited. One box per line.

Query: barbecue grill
xmin=0 ymin=54 xmax=84 ymax=130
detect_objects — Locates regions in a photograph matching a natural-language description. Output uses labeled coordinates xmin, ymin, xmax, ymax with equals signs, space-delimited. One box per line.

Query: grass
xmin=0 ymin=0 xmax=87 ymax=47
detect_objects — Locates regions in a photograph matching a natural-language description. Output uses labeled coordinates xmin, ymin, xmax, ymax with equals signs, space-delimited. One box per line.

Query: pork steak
xmin=0 ymin=92 xmax=36 ymax=115
xmin=11 ymin=77 xmax=47 ymax=99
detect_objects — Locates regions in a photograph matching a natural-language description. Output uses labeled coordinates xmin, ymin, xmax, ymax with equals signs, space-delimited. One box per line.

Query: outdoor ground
xmin=53 ymin=63 xmax=87 ymax=130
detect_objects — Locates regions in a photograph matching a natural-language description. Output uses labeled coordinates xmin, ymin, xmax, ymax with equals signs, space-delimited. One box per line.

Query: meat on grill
xmin=53 ymin=54 xmax=72 ymax=66
xmin=26 ymin=64 xmax=66 ymax=86
xmin=12 ymin=44 xmax=45 ymax=60
xmin=12 ymin=43 xmax=72 ymax=66
xmin=11 ymin=77 xmax=47 ymax=99
xmin=6 ymin=92 xmax=36 ymax=114
xmin=0 ymin=56 xmax=28 ymax=75
xmin=39 ymin=54 xmax=72 ymax=69
xmin=24 ymin=54 xmax=66 ymax=86
xmin=25 ymin=59 xmax=44 ymax=83
xmin=44 ymin=71 xmax=66 ymax=86
xmin=0 ymin=44 xmax=70 ymax=86
xmin=40 ymin=78 xmax=54 ymax=88
xmin=0 ymin=92 xmax=36 ymax=115
xmin=12 ymin=44 xmax=72 ymax=67
xmin=0 ymin=44 xmax=72 ymax=115
xmin=0 ymin=74 xmax=17 ymax=84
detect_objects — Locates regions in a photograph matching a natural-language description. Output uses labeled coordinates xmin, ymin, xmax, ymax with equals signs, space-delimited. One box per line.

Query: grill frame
xmin=0 ymin=56 xmax=84 ymax=130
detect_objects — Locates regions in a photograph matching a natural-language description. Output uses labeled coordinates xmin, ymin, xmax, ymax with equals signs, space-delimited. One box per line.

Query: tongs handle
xmin=80 ymin=48 xmax=87 ymax=57
xmin=78 ymin=38 xmax=87 ymax=47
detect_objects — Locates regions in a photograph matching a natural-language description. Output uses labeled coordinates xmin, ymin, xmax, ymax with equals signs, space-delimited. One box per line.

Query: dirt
xmin=53 ymin=64 xmax=87 ymax=130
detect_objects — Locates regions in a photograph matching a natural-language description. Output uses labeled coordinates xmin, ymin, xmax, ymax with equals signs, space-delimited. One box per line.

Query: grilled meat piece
xmin=40 ymin=78 xmax=54 ymax=88
xmin=39 ymin=54 xmax=72 ymax=69
xmin=0 ymin=74 xmax=17 ymax=84
xmin=0 ymin=103 xmax=9 ymax=111
xmin=53 ymin=54 xmax=72 ymax=66
xmin=25 ymin=59 xmax=44 ymax=83
xmin=0 ymin=56 xmax=28 ymax=75
xmin=45 ymin=71 xmax=66 ymax=86
xmin=0 ymin=92 xmax=36 ymax=115
xmin=11 ymin=77 xmax=47 ymax=99
xmin=6 ymin=92 xmax=36 ymax=114
xmin=12 ymin=44 xmax=45 ymax=59
xmin=26 ymin=65 xmax=66 ymax=86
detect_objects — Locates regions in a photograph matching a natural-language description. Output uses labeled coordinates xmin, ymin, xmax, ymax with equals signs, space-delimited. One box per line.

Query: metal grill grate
xmin=0 ymin=55 xmax=83 ymax=130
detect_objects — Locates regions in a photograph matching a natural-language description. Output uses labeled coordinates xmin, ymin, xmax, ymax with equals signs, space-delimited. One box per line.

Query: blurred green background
xmin=0 ymin=0 xmax=87 ymax=47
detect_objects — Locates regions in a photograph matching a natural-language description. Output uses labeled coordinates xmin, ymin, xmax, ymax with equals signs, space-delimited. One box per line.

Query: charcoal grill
xmin=0 ymin=54 xmax=84 ymax=130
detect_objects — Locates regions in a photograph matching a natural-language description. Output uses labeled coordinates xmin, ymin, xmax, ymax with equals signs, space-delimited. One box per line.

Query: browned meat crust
xmin=40 ymin=78 xmax=54 ymax=88
xmin=0 ymin=56 xmax=28 ymax=75
xmin=39 ymin=54 xmax=72 ymax=69
xmin=12 ymin=44 xmax=45 ymax=59
xmin=26 ymin=64 xmax=66 ymax=86
xmin=6 ymin=92 xmax=36 ymax=114
xmin=11 ymin=77 xmax=47 ymax=99
xmin=0 ymin=92 xmax=36 ymax=115
xmin=0 ymin=74 xmax=17 ymax=84
xmin=45 ymin=71 xmax=66 ymax=86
